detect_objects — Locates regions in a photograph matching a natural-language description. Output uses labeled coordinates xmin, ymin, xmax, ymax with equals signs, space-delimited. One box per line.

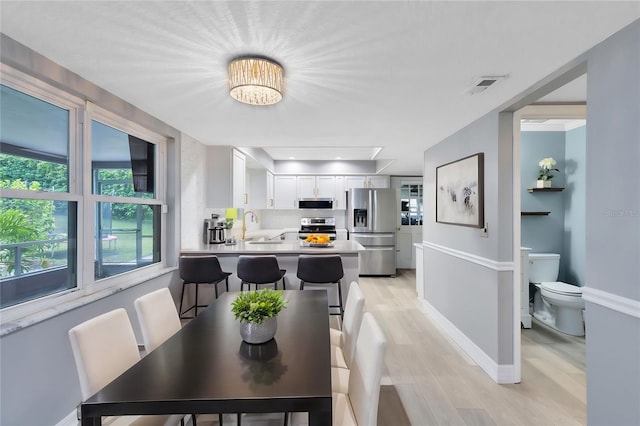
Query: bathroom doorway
xmin=512 ymin=75 xmax=587 ymax=390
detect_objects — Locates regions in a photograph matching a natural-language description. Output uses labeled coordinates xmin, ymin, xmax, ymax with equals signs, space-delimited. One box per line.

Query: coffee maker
xmin=203 ymin=214 xmax=226 ymax=244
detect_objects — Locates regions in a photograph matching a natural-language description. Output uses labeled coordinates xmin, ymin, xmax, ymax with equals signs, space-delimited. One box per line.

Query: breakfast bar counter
xmin=180 ymin=240 xmax=364 ymax=308
xmin=182 ymin=239 xmax=363 ymax=255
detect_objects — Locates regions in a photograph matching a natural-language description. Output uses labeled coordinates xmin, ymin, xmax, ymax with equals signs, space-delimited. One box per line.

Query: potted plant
xmin=231 ymin=288 xmax=288 ymax=344
xmin=537 ymin=157 xmax=559 ymax=188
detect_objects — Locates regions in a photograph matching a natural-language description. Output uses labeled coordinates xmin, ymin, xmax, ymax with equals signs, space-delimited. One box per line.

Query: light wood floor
xmin=197 ymin=269 xmax=587 ymax=425
xmin=363 ymin=269 xmax=586 ymax=426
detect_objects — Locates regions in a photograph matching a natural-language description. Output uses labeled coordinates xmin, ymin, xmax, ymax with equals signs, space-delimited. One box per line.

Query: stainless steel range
xmin=298 ymin=217 xmax=337 ymax=240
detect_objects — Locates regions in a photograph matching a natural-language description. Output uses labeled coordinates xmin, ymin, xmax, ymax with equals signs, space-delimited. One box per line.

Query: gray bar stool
xmin=297 ymin=254 xmax=344 ymax=318
xmin=237 ymin=255 xmax=287 ymax=291
xmin=179 ymin=255 xmax=232 ymax=319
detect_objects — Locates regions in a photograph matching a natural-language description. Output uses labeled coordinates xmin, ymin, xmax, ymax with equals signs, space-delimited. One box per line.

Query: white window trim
xmin=0 ymin=65 xmax=170 ymax=329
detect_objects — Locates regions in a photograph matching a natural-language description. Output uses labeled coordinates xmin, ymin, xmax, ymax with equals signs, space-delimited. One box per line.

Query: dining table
xmin=80 ymin=290 xmax=333 ymax=425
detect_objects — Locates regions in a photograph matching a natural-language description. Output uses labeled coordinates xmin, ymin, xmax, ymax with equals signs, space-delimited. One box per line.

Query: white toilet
xmin=529 ymin=253 xmax=585 ymax=337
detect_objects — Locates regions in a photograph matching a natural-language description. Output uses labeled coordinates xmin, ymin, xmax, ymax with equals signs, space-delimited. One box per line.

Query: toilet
xmin=529 ymin=253 xmax=585 ymax=337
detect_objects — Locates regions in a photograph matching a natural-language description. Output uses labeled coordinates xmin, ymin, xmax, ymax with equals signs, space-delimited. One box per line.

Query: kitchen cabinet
xmin=266 ymin=170 xmax=274 ymax=209
xmin=344 ymin=175 xmax=389 ymax=189
xmin=205 ymin=146 xmax=247 ymax=208
xmin=274 ymin=175 xmax=297 ymax=209
xmin=297 ymin=175 xmax=336 ymax=198
xmin=232 ymin=149 xmax=247 ymax=208
xmin=246 ymin=168 xmax=274 ymax=210
xmin=334 ymin=176 xmax=345 ymax=209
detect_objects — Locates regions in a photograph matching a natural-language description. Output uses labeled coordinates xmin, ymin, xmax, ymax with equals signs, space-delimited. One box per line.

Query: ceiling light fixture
xmin=228 ymin=57 xmax=284 ymax=106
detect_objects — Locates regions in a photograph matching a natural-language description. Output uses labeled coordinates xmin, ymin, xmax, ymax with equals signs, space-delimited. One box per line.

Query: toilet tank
xmin=528 ymin=253 xmax=560 ymax=283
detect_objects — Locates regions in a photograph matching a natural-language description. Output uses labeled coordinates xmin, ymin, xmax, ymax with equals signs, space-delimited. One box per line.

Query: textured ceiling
xmin=1 ymin=1 xmax=638 ymax=175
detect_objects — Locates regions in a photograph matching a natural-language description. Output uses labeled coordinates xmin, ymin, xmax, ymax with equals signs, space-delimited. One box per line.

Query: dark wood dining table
xmin=80 ymin=290 xmax=332 ymax=425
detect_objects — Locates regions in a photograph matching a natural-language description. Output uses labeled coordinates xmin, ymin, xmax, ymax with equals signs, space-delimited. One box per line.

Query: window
xmin=0 ymin=66 xmax=167 ymax=320
xmin=90 ymin=119 xmax=163 ymax=280
xmin=400 ymin=183 xmax=423 ymax=226
xmin=0 ymin=83 xmax=79 ymax=309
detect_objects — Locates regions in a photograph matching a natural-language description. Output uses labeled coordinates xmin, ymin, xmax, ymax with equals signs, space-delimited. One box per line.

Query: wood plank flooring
xmin=362 ymin=269 xmax=586 ymax=426
xmin=193 ymin=269 xmax=587 ymax=425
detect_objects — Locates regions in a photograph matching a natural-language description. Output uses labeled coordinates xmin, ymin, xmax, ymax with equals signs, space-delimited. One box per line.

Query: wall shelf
xmin=527 ymin=187 xmax=564 ymax=193
xmin=521 ymin=211 xmax=551 ymax=216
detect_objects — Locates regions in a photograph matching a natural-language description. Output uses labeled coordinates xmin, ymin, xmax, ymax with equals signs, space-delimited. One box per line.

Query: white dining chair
xmin=291 ymin=312 xmax=387 ymax=426
xmin=330 ymin=282 xmax=365 ymax=370
xmin=135 ymin=287 xmax=182 ymax=353
xmin=135 ymin=288 xmax=216 ymax=426
xmin=68 ymin=308 xmax=184 ymax=426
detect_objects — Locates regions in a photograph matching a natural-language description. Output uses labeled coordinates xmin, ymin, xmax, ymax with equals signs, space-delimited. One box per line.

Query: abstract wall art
xmin=436 ymin=153 xmax=484 ymax=228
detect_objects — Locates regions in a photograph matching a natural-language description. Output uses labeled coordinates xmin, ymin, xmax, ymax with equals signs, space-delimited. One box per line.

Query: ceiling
xmin=1 ymin=1 xmax=638 ymax=175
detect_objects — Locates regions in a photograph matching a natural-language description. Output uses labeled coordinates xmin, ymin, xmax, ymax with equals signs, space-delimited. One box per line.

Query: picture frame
xmin=436 ymin=153 xmax=484 ymax=228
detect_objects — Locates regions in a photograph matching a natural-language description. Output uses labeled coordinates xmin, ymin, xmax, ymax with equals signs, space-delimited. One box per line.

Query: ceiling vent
xmin=468 ymin=75 xmax=509 ymax=95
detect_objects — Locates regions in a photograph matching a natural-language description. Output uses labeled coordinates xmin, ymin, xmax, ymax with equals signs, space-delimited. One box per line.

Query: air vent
xmin=468 ymin=75 xmax=509 ymax=94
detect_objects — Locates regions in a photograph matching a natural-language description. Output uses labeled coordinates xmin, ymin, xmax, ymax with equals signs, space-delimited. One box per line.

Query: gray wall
xmin=520 ymin=131 xmax=566 ymax=255
xmin=583 ymin=20 xmax=640 ymax=426
xmin=0 ymin=34 xmax=184 ymax=426
xmin=0 ymin=273 xmax=181 ymax=426
xmin=563 ymin=125 xmax=586 ymax=286
xmin=422 ymin=19 xmax=639 ymax=425
xmin=423 ymin=111 xmax=515 ymax=366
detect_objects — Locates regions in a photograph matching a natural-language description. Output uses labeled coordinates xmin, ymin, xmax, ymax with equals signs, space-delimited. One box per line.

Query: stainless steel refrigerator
xmin=347 ymin=188 xmax=397 ymax=276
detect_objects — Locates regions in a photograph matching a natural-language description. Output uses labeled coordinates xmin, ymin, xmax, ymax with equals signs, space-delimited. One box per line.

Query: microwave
xmin=298 ymin=198 xmax=334 ymax=209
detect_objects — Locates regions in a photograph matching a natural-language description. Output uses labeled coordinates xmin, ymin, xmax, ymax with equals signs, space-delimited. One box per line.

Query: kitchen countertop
xmin=182 ymin=239 xmax=363 ymax=255
xmin=243 ymin=227 xmax=299 ymax=240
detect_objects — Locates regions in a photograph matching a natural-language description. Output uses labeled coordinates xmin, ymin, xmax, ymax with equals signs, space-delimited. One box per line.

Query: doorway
xmin=512 ymin=76 xmax=587 ymax=383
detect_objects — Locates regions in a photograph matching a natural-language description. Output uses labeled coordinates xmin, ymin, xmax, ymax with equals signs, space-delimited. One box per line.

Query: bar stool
xmin=179 ymin=255 xmax=232 ymax=320
xmin=237 ymin=255 xmax=286 ymax=291
xmin=297 ymin=254 xmax=344 ymax=318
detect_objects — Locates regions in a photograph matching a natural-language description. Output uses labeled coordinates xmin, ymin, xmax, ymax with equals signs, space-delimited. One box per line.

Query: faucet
xmin=241 ymin=210 xmax=258 ymax=240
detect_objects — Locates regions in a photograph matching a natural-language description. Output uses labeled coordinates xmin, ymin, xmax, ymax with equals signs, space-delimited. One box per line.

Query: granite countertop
xmin=182 ymin=239 xmax=363 ymax=255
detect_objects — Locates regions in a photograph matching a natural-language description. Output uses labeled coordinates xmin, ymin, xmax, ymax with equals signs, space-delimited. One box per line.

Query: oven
xmin=298 ymin=217 xmax=337 ymax=240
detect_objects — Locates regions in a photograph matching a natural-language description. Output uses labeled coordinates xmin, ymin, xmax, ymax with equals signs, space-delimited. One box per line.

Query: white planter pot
xmin=536 ymin=180 xmax=552 ymax=188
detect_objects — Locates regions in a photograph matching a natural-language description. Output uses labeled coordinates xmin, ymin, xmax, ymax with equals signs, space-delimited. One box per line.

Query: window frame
xmin=0 ymin=65 xmax=169 ymax=325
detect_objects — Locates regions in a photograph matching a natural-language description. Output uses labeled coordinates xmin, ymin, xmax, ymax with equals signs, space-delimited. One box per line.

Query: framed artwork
xmin=436 ymin=153 xmax=484 ymax=228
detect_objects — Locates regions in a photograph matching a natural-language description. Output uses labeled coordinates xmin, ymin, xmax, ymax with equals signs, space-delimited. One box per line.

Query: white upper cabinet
xmin=266 ymin=170 xmax=274 ymax=209
xmin=297 ymin=175 xmax=336 ymax=198
xmin=334 ymin=176 xmax=345 ymax=209
xmin=344 ymin=175 xmax=389 ymax=190
xmin=274 ymin=175 xmax=298 ymax=209
xmin=296 ymin=176 xmax=316 ymax=199
xmin=315 ymin=176 xmax=336 ymax=197
xmin=205 ymin=146 xmax=247 ymax=208
xmin=232 ymin=149 xmax=247 ymax=208
xmin=246 ymin=168 xmax=274 ymax=210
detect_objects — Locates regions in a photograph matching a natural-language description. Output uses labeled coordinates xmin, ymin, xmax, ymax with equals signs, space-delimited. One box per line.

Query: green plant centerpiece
xmin=231 ymin=288 xmax=288 ymax=344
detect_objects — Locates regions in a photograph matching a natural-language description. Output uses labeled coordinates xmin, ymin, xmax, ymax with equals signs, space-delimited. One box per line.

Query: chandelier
xmin=228 ymin=57 xmax=284 ymax=106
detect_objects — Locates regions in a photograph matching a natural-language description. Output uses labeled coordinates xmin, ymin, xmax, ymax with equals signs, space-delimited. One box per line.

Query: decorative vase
xmin=240 ymin=317 xmax=277 ymax=344
xmin=536 ymin=179 xmax=552 ymax=188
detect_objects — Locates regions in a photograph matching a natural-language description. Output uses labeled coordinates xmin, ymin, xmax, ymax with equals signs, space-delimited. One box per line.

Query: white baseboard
xmin=420 ymin=298 xmax=516 ymax=384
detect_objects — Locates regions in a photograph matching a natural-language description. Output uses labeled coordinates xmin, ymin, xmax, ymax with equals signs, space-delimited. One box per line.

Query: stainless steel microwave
xmin=298 ymin=198 xmax=334 ymax=209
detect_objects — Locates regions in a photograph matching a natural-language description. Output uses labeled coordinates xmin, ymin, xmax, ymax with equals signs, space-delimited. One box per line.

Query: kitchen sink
xmin=245 ymin=240 xmax=284 ymax=245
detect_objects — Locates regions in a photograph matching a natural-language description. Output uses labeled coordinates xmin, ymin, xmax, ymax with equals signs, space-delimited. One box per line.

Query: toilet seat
xmin=541 ymin=281 xmax=582 ymax=296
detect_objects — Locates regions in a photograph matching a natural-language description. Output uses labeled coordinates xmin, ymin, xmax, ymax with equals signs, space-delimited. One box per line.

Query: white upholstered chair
xmin=134 ymin=287 xmax=182 ymax=353
xmin=292 ymin=312 xmax=387 ymax=426
xmin=68 ymin=308 xmax=183 ymax=426
xmin=330 ymin=282 xmax=365 ymax=370
xmin=135 ymin=288 xmax=213 ymax=426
